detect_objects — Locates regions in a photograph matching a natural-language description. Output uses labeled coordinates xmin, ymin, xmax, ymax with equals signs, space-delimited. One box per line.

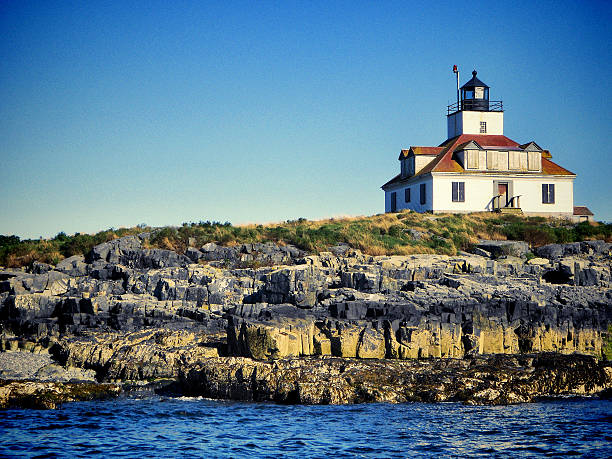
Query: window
xmin=467 ymin=150 xmax=479 ymax=169
xmin=519 ymin=152 xmax=528 ymax=170
xmin=390 ymin=192 xmax=397 ymax=212
xmin=488 ymin=151 xmax=508 ymax=170
xmin=509 ymin=151 xmax=520 ymax=170
xmin=486 ymin=150 xmax=497 ymax=170
xmin=497 ymin=151 xmax=508 ymax=170
xmin=420 ymin=183 xmax=426 ymax=205
xmin=528 ymin=151 xmax=540 ymax=171
xmin=480 ymin=121 xmax=487 ymax=133
xmin=404 ymin=188 xmax=411 ymax=203
xmin=542 ymin=184 xmax=555 ymax=204
xmin=452 ymin=182 xmax=465 ymax=202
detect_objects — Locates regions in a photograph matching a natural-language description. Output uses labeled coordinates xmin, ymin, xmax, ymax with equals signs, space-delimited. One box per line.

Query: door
xmin=498 ymin=183 xmax=508 ymax=207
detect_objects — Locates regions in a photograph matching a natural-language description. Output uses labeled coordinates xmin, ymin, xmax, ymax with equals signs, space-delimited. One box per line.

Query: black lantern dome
xmin=460 ymin=70 xmax=490 ymax=111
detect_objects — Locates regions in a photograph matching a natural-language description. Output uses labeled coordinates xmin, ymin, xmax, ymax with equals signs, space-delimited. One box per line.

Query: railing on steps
xmin=493 ymin=194 xmax=522 ymax=212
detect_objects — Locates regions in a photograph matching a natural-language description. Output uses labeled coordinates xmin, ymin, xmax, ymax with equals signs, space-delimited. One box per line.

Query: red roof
xmin=419 ymin=134 xmax=520 ymax=175
xmin=382 ymin=134 xmax=575 ymax=189
xmin=573 ymin=206 xmax=594 ymax=216
xmin=541 ymin=158 xmax=574 ymax=176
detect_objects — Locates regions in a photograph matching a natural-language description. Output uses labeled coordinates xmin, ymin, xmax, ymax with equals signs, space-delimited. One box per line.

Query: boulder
xmin=476 ymin=240 xmax=529 ymax=259
xmin=535 ymin=242 xmax=582 ymax=260
xmin=87 ymin=236 xmax=142 ymax=263
xmin=580 ymin=240 xmax=612 ymax=256
xmin=185 ymin=247 xmax=203 ymax=262
xmin=55 ymin=255 xmax=88 ymax=277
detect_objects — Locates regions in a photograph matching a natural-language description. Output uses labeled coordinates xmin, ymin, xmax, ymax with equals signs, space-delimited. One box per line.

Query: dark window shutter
xmin=452 ymin=182 xmax=458 ymax=201
xmin=550 ymin=184 xmax=555 ymax=203
xmin=542 ymin=184 xmax=547 ymax=203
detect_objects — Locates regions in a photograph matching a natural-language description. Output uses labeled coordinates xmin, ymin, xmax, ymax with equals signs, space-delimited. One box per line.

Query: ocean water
xmin=1 ymin=397 xmax=611 ymax=458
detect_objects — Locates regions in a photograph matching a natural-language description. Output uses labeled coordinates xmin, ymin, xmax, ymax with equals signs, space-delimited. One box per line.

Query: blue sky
xmin=1 ymin=0 xmax=610 ymax=239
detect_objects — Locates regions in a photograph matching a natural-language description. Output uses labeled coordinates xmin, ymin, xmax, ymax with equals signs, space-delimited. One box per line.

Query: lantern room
xmin=447 ymin=68 xmax=504 ymax=139
xmin=461 ymin=70 xmax=489 ymax=111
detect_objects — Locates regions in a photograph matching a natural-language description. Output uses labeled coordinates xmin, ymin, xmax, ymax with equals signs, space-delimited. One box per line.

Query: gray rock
xmin=406 ymin=229 xmax=428 ymax=240
xmin=477 ymin=240 xmax=529 ymax=259
xmin=535 ymin=242 xmax=581 ymax=260
xmin=87 ymin=236 xmax=142 ymax=263
xmin=329 ymin=244 xmax=351 ymax=256
xmin=185 ymin=247 xmax=203 ymax=262
xmin=580 ymin=240 xmax=612 ymax=256
xmin=472 ymin=247 xmax=492 ymax=258
xmin=55 ymin=255 xmax=88 ymax=277
xmin=120 ymin=249 xmax=191 ymax=269
xmin=30 ymin=262 xmax=53 ymax=274
xmin=527 ymin=257 xmax=549 ymax=266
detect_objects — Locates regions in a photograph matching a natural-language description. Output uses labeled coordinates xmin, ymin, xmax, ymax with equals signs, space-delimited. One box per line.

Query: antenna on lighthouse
xmin=453 ymin=65 xmax=460 ymax=110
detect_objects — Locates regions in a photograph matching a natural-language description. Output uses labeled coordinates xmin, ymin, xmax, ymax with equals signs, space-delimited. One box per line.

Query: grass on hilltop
xmin=1 ymin=212 xmax=611 ymax=269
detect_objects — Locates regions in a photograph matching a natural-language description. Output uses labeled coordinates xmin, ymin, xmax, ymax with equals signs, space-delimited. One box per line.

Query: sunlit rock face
xmin=0 ymin=236 xmax=610 ymax=405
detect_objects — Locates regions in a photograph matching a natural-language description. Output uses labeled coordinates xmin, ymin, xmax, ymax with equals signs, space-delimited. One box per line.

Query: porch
xmin=493 ymin=194 xmax=522 ymax=214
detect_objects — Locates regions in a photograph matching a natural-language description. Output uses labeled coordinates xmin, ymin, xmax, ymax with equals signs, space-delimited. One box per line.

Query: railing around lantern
xmin=447 ymin=100 xmax=503 ymax=115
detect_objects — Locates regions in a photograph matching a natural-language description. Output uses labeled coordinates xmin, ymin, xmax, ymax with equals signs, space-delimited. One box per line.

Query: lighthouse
xmin=381 ymin=67 xmax=578 ymax=217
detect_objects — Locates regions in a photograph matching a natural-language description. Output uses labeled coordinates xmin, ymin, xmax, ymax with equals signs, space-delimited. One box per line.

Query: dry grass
xmin=2 ymin=212 xmax=611 ymax=268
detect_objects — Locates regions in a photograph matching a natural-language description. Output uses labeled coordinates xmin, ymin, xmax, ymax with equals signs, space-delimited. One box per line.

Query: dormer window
xmin=466 ymin=150 xmax=479 ymax=169
xmin=528 ymin=151 xmax=541 ymax=171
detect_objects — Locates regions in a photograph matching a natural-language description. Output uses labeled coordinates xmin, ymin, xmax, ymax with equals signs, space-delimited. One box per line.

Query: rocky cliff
xmin=1 ymin=235 xmax=611 ymax=406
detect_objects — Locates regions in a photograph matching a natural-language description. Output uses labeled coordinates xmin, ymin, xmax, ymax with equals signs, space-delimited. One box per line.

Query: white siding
xmin=431 ymin=174 xmax=574 ymax=215
xmin=385 ymin=176 xmax=433 ymax=213
xmin=514 ymin=177 xmax=574 ymax=214
xmin=447 ymin=111 xmax=504 ymax=138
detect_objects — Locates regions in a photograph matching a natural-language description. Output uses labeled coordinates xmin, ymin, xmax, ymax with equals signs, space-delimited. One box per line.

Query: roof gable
xmin=455 ymin=140 xmax=483 ymax=151
xmin=519 ymin=141 xmax=543 ymax=151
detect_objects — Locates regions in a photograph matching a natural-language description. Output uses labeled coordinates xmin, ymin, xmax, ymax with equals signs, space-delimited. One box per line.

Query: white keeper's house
xmin=381 ymin=70 xmax=576 ymax=216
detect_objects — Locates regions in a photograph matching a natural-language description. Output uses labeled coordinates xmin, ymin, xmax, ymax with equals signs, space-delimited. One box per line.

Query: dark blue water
xmin=1 ymin=397 xmax=611 ymax=458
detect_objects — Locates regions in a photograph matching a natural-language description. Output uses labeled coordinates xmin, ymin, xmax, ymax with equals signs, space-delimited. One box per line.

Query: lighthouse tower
xmin=447 ymin=70 xmax=504 ymax=139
